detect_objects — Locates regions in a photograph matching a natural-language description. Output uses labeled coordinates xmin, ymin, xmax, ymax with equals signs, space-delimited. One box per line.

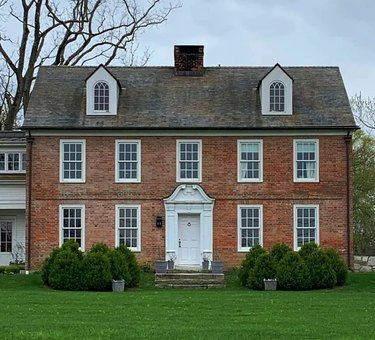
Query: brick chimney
xmin=174 ymin=45 xmax=204 ymax=76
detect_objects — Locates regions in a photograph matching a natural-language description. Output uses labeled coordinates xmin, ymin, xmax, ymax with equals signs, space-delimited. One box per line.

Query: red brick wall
xmin=28 ymin=135 xmax=351 ymax=268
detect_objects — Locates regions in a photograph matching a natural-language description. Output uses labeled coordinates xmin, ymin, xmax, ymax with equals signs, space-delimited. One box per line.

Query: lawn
xmin=0 ymin=270 xmax=374 ymax=340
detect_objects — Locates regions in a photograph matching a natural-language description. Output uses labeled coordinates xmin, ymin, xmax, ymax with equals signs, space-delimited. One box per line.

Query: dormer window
xmin=259 ymin=64 xmax=293 ymax=115
xmin=94 ymin=81 xmax=110 ymax=112
xmin=86 ymin=65 xmax=121 ymax=115
xmin=270 ymin=81 xmax=285 ymax=112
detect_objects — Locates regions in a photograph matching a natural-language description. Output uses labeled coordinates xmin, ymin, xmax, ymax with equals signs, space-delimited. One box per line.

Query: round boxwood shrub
xmin=109 ymin=249 xmax=130 ymax=283
xmin=116 ymin=245 xmax=140 ymax=287
xmin=270 ymin=243 xmax=292 ymax=264
xmin=299 ymin=242 xmax=319 ymax=260
xmin=48 ymin=250 xmax=84 ymax=291
xmin=304 ymin=248 xmax=337 ymax=289
xmin=82 ymin=252 xmax=112 ymax=291
xmin=324 ymin=248 xmax=348 ymax=286
xmin=239 ymin=244 xmax=266 ymax=287
xmin=276 ymin=252 xmax=311 ymax=290
xmin=42 ymin=240 xmax=83 ymax=286
xmin=248 ymin=253 xmax=277 ymax=290
xmin=90 ymin=242 xmax=111 ymax=255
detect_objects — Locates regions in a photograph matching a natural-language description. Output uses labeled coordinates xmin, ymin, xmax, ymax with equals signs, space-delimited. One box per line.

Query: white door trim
xmin=164 ymin=184 xmax=214 ymax=266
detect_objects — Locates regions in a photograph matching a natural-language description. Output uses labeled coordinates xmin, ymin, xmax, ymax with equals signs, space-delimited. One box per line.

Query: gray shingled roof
xmin=23 ymin=65 xmax=357 ymax=130
xmin=0 ymin=131 xmax=26 ymax=143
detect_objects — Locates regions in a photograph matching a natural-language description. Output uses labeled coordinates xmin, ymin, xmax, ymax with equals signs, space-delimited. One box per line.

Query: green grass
xmin=0 ymin=271 xmax=375 ymax=339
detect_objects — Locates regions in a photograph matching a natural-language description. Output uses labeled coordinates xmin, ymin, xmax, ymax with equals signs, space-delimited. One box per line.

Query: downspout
xmin=26 ymin=132 xmax=34 ymax=271
xmin=344 ymin=132 xmax=352 ymax=270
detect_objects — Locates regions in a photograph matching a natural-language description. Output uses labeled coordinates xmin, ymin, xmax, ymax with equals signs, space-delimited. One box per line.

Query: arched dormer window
xmin=270 ymin=81 xmax=285 ymax=112
xmin=94 ymin=81 xmax=110 ymax=112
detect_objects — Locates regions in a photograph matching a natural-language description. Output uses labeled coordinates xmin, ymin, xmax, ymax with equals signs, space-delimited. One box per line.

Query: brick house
xmin=0 ymin=131 xmax=26 ymax=265
xmin=23 ymin=45 xmax=357 ymax=270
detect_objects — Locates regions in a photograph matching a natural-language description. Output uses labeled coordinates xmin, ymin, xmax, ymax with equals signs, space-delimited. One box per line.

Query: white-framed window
xmin=270 ymin=81 xmax=285 ymax=112
xmin=60 ymin=140 xmax=86 ymax=183
xmin=294 ymin=139 xmax=319 ymax=182
xmin=59 ymin=205 xmax=85 ymax=250
xmin=176 ymin=140 xmax=202 ymax=182
xmin=238 ymin=140 xmax=263 ymax=182
xmin=93 ymin=81 xmax=110 ymax=112
xmin=0 ymin=152 xmax=26 ymax=173
xmin=0 ymin=217 xmax=14 ymax=253
xmin=294 ymin=205 xmax=319 ymax=250
xmin=115 ymin=205 xmax=141 ymax=251
xmin=238 ymin=205 xmax=263 ymax=252
xmin=115 ymin=140 xmax=141 ymax=183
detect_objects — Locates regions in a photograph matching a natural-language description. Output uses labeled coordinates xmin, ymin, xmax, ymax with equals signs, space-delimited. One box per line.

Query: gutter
xmin=344 ymin=132 xmax=352 ymax=270
xmin=26 ymin=132 xmax=34 ymax=271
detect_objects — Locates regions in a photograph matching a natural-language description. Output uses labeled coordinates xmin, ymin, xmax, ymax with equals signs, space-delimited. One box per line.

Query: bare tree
xmin=351 ymin=93 xmax=375 ymax=131
xmin=0 ymin=0 xmax=180 ymax=130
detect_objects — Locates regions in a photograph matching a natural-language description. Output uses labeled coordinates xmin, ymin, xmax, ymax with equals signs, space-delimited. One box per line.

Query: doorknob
xmin=179 ymin=239 xmax=181 ymax=248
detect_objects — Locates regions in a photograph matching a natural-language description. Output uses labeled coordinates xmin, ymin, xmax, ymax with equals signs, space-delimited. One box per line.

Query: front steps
xmin=155 ymin=271 xmax=225 ymax=288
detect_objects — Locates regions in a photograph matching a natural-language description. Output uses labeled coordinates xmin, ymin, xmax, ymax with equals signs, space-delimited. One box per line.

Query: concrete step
xmin=155 ymin=272 xmax=226 ymax=289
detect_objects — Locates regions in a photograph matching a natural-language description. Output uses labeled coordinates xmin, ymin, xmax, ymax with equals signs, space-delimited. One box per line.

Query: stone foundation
xmin=354 ymin=256 xmax=375 ymax=272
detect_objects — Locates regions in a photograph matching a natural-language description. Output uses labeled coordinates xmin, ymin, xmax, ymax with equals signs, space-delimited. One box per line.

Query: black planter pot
xmin=202 ymin=260 xmax=209 ymax=270
xmin=155 ymin=260 xmax=168 ymax=274
xmin=211 ymin=260 xmax=224 ymax=274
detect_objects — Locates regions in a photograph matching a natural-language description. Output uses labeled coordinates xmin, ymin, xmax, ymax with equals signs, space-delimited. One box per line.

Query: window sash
xmin=294 ymin=206 xmax=319 ymax=250
xmin=60 ymin=206 xmax=84 ymax=250
xmin=177 ymin=141 xmax=201 ymax=181
xmin=239 ymin=142 xmax=261 ymax=181
xmin=117 ymin=142 xmax=140 ymax=181
xmin=0 ymin=152 xmax=26 ymax=173
xmin=60 ymin=141 xmax=85 ymax=182
xmin=295 ymin=141 xmax=318 ymax=181
xmin=117 ymin=206 xmax=140 ymax=250
xmin=93 ymin=81 xmax=110 ymax=112
xmin=270 ymin=81 xmax=285 ymax=112
xmin=0 ymin=220 xmax=12 ymax=253
xmin=238 ymin=206 xmax=262 ymax=251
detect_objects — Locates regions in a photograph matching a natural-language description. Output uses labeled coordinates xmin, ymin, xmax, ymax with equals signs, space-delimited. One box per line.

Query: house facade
xmin=0 ymin=131 xmax=26 ymax=265
xmin=23 ymin=46 xmax=357 ymax=270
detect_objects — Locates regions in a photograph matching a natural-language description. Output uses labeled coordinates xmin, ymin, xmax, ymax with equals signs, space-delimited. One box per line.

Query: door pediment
xmin=164 ymin=184 xmax=214 ymax=205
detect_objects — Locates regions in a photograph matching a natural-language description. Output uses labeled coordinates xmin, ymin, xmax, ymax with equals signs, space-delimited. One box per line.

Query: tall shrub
xmin=248 ymin=253 xmax=276 ymax=290
xmin=270 ymin=243 xmax=292 ymax=264
xmin=83 ymin=252 xmax=112 ymax=291
xmin=324 ymin=248 xmax=348 ymax=286
xmin=116 ymin=245 xmax=140 ymax=287
xmin=238 ymin=244 xmax=266 ymax=287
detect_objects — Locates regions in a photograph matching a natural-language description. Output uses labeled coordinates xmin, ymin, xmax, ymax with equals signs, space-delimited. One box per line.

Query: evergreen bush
xmin=270 ymin=243 xmax=292 ymax=264
xmin=238 ymin=244 xmax=266 ymax=287
xmin=276 ymin=252 xmax=311 ymax=290
xmin=49 ymin=250 xmax=84 ymax=290
xmin=248 ymin=253 xmax=276 ymax=290
xmin=82 ymin=252 xmax=112 ymax=291
xmin=116 ymin=245 xmax=140 ymax=287
xmin=109 ymin=249 xmax=130 ymax=283
xmin=299 ymin=242 xmax=319 ymax=260
xmin=324 ymin=248 xmax=348 ymax=286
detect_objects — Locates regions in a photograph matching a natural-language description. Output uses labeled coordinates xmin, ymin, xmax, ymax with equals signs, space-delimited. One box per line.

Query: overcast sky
xmin=137 ymin=0 xmax=375 ymax=99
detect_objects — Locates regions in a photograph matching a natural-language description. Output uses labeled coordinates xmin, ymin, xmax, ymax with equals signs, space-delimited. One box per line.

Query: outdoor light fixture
xmin=156 ymin=216 xmax=163 ymax=228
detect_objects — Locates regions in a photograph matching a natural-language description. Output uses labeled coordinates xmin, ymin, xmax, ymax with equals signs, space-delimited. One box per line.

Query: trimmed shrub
xmin=270 ymin=243 xmax=292 ymax=264
xmin=109 ymin=249 xmax=130 ymax=283
xmin=324 ymin=248 xmax=348 ymax=286
xmin=90 ymin=242 xmax=111 ymax=255
xmin=41 ymin=247 xmax=63 ymax=285
xmin=248 ymin=253 xmax=277 ymax=290
xmin=276 ymin=252 xmax=311 ymax=290
xmin=299 ymin=242 xmax=319 ymax=260
xmin=82 ymin=252 xmax=112 ymax=291
xmin=304 ymin=249 xmax=337 ymax=289
xmin=116 ymin=245 xmax=140 ymax=287
xmin=49 ymin=250 xmax=84 ymax=291
xmin=239 ymin=244 xmax=266 ymax=287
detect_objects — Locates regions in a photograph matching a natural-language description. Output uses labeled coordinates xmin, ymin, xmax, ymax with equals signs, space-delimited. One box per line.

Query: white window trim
xmin=176 ymin=140 xmax=202 ymax=183
xmin=237 ymin=139 xmax=263 ymax=183
xmin=93 ymin=81 xmax=110 ymax=113
xmin=0 ymin=216 xmax=16 ymax=254
xmin=237 ymin=205 xmax=263 ymax=252
xmin=293 ymin=204 xmax=319 ymax=251
xmin=293 ymin=139 xmax=319 ymax=183
xmin=59 ymin=139 xmax=86 ymax=183
xmin=115 ymin=204 xmax=141 ymax=252
xmin=269 ymin=80 xmax=286 ymax=113
xmin=0 ymin=151 xmax=26 ymax=174
xmin=115 ymin=140 xmax=141 ymax=183
xmin=59 ymin=204 xmax=85 ymax=251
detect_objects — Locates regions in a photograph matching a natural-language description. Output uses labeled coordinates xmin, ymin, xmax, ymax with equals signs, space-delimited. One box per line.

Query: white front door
xmin=178 ymin=214 xmax=200 ymax=265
